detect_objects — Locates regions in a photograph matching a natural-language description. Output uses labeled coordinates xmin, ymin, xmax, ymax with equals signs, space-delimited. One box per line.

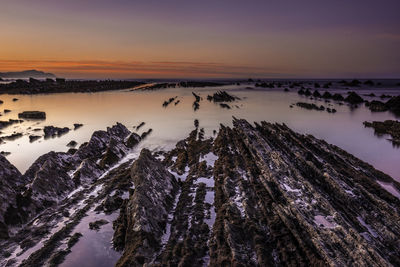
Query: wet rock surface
xmin=1 ymin=119 xmax=400 ymax=266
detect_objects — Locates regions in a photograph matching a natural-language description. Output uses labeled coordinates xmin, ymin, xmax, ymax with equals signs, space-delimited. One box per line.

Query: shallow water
xmin=0 ymin=84 xmax=399 ymax=181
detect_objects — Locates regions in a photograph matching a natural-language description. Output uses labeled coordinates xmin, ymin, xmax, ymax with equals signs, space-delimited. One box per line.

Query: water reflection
xmin=0 ymin=85 xmax=399 ymax=181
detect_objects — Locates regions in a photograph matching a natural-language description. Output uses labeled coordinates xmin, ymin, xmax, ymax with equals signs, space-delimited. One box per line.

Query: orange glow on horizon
xmin=0 ymin=59 xmax=285 ymax=79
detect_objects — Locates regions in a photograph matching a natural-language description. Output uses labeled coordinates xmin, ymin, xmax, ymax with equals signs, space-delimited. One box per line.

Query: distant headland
xmin=0 ymin=70 xmax=56 ymax=79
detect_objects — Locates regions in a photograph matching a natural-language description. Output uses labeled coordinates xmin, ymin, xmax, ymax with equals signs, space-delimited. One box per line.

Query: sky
xmin=1 ymin=0 xmax=399 ymax=79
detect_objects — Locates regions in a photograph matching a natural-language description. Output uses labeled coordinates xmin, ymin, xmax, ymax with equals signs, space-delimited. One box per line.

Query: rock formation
xmin=1 ymin=119 xmax=400 ymax=266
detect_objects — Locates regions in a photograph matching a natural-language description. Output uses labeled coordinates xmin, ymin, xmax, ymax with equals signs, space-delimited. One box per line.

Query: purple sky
xmin=1 ymin=0 xmax=399 ymax=78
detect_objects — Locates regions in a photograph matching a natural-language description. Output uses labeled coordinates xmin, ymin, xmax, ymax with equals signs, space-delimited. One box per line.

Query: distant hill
xmin=0 ymin=70 xmax=56 ymax=79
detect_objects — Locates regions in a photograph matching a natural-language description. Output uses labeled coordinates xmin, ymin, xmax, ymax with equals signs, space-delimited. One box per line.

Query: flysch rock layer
xmin=1 ymin=119 xmax=400 ymax=266
xmin=0 ymin=122 xmax=143 ymax=266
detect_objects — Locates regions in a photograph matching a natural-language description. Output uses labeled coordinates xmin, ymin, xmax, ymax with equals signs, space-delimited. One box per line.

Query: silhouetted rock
xmin=162 ymin=96 xmax=178 ymax=107
xmin=364 ymin=120 xmax=400 ymax=145
xmin=73 ymin=123 xmax=83 ymax=130
xmin=313 ymin=90 xmax=321 ymax=97
xmin=345 ymin=92 xmax=364 ymax=105
xmin=29 ymin=135 xmax=41 ymax=143
xmin=89 ymin=219 xmax=108 ymax=231
xmin=0 ymin=119 xmax=22 ymax=130
xmin=296 ymin=102 xmax=325 ymax=111
xmin=219 ymin=103 xmax=231 ymax=109
xmin=364 ymin=80 xmax=375 ymax=86
xmin=67 ymin=140 xmax=77 ymax=147
xmin=0 ymin=79 xmax=144 ymax=94
xmin=207 ymin=91 xmax=239 ymax=102
xmin=332 ymin=93 xmax=344 ymax=101
xmin=43 ymin=126 xmax=69 ymax=138
xmin=135 ymin=122 xmax=145 ymax=130
xmin=18 ymin=111 xmax=46 ymax=120
xmin=126 ymin=133 xmax=141 ymax=148
xmin=141 ymin=128 xmax=153 ymax=139
xmin=366 ymin=100 xmax=387 ymax=112
xmin=2 ymin=133 xmax=23 ymax=141
xmin=322 ymin=91 xmax=332 ymax=99
xmin=385 ymin=96 xmax=400 ymax=115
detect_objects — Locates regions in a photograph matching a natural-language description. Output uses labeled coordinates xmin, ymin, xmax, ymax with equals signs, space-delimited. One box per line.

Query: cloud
xmin=0 ymin=59 xmax=285 ymax=79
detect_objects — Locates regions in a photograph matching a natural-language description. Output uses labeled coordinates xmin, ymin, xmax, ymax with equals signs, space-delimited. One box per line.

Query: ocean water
xmin=0 ymin=83 xmax=399 ymax=182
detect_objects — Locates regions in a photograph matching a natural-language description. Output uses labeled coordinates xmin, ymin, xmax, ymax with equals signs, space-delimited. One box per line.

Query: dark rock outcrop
xmin=2 ymin=119 xmax=400 ymax=266
xmin=73 ymin=123 xmax=83 ymax=130
xmin=114 ymin=149 xmax=179 ymax=267
xmin=366 ymin=100 xmax=387 ymax=112
xmin=296 ymin=102 xmax=325 ymax=111
xmin=0 ymin=122 xmax=140 ymax=241
xmin=0 ymin=80 xmax=143 ymax=94
xmin=43 ymin=126 xmax=70 ymax=138
xmin=0 ymin=119 xmax=23 ymax=130
xmin=345 ymin=92 xmax=364 ymax=105
xmin=18 ymin=111 xmax=46 ymax=120
xmin=385 ymin=96 xmax=400 ymax=115
xmin=29 ymin=135 xmax=41 ymax=142
xmin=207 ymin=91 xmax=239 ymax=102
xmin=364 ymin=120 xmax=400 ymax=145
xmin=0 ymin=155 xmax=22 ymax=239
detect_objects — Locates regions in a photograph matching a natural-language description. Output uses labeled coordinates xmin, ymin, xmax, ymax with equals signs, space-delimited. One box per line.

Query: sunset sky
xmin=1 ymin=0 xmax=400 ymax=79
